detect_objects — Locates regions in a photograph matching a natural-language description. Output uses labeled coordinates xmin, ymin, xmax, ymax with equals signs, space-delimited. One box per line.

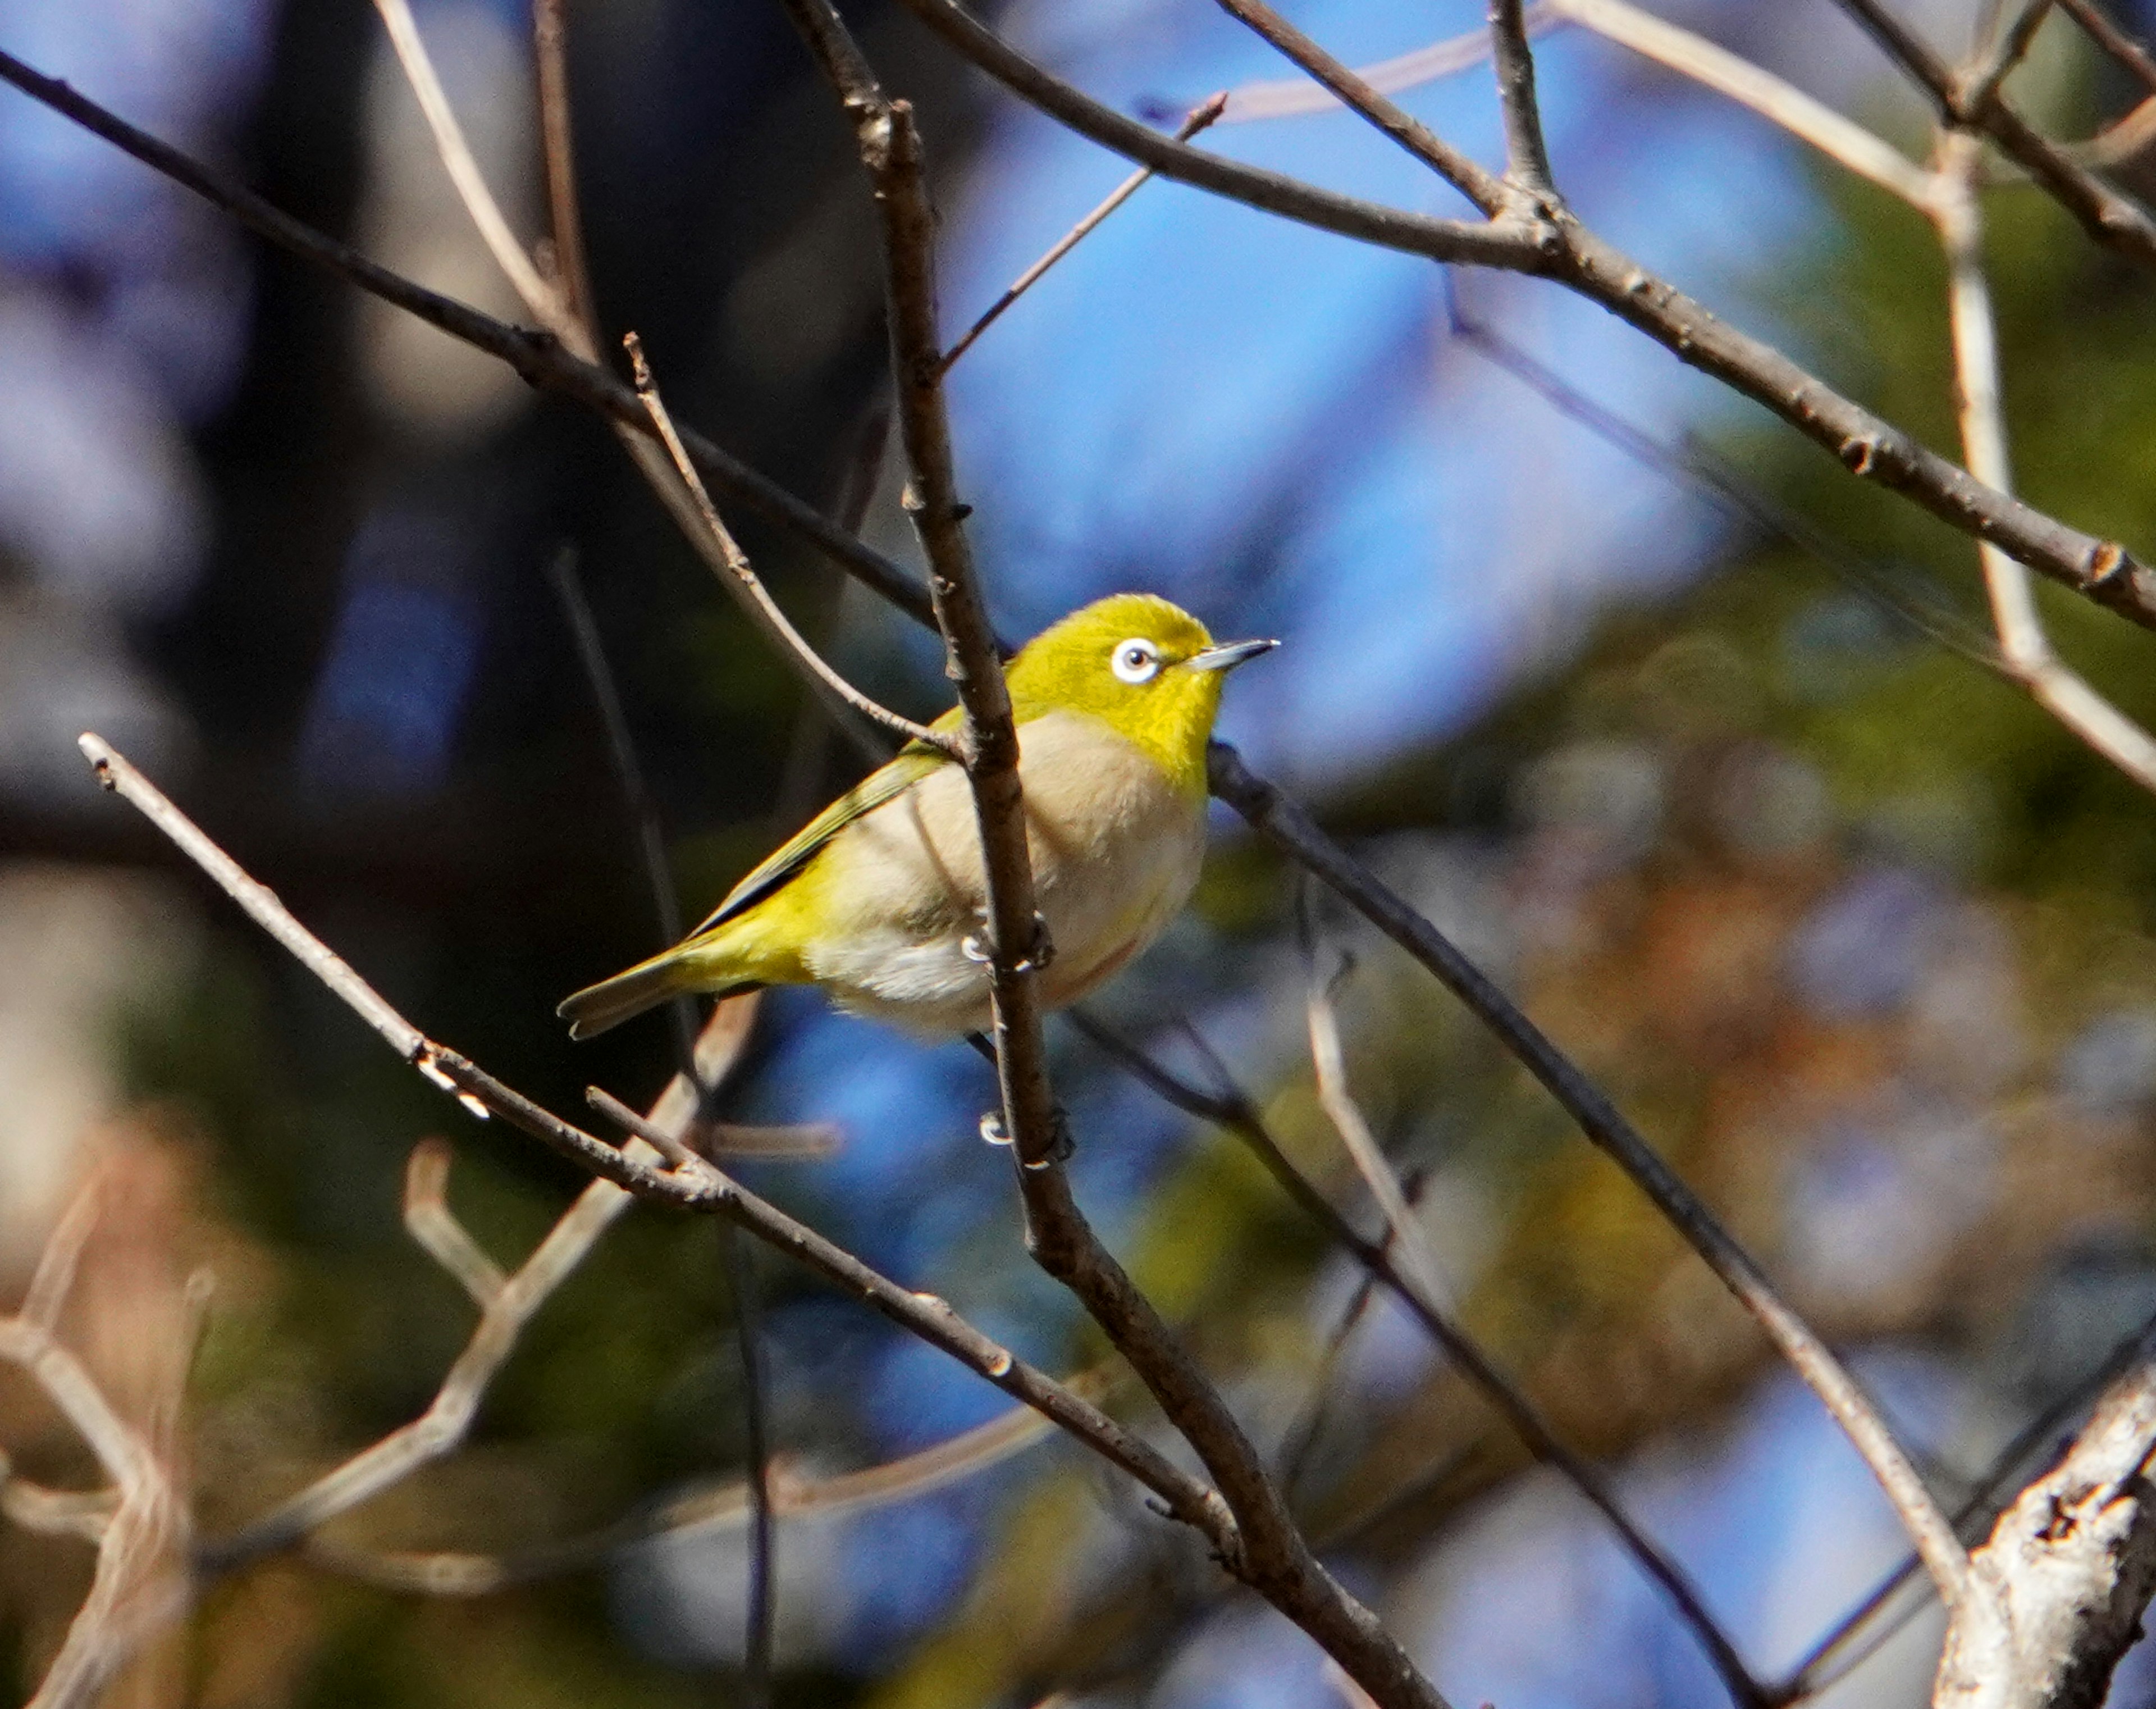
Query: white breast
xmin=802 ymin=712 xmax=1205 ymax=1034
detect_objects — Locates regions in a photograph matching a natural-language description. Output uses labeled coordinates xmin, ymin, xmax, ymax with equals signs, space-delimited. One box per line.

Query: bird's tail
xmin=557 ymin=949 xmax=756 ymax=1041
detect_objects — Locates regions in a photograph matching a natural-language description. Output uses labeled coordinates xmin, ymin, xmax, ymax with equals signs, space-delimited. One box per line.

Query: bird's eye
xmin=1111 ymin=639 xmax=1162 ymax=685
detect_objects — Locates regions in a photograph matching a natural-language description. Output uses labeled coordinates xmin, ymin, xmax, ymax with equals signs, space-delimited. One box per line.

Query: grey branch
xmin=1934 ymin=1355 xmax=2156 ymax=1709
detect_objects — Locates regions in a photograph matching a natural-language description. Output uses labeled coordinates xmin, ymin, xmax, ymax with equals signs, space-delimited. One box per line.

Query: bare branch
xmin=402 ymin=1138 xmax=506 ymax=1309
xmin=1204 ymin=741 xmax=1975 ymax=1616
xmin=940 ymin=91 xmax=1228 ymax=374
xmin=2057 ymin=0 xmax=2156 ymax=98
xmin=776 ymin=10 xmax=1452 ymax=1702
xmin=1935 ymin=1356 xmax=2156 ymax=1709
xmin=1214 ymin=13 xmax=1533 ymax=122
xmin=624 ymin=333 xmax=957 ymax=754
xmin=1490 ymin=0 xmax=1559 ymax=199
xmin=531 ymin=0 xmax=596 ymax=336
xmin=1213 ymin=0 xmax=1511 ymax=216
xmin=1783 ymin=1309 xmax=2156 ymax=1699
xmin=1930 ymin=130 xmax=2156 ymax=791
xmin=1072 ymin=1011 xmax=1771 ymax=1709
xmin=876 ymin=0 xmax=2156 ymax=633
xmin=1298 ymin=923 xmax=1450 ymax=1306
xmin=1556 ymin=0 xmax=1937 ymax=206
xmin=1 ymin=43 xmax=2146 ymax=635
xmin=1 ymin=1178 xmax=186 ymax=1709
xmin=75 ymin=736 xmax=1239 ymax=1564
xmin=298 ymin=1373 xmax=1111 ymax=1596
xmin=1833 ymin=0 xmax=2156 ymax=272
xmin=370 ymin=0 xmax=569 ymax=335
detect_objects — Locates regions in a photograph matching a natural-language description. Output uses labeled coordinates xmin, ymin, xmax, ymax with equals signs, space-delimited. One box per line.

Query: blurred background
xmin=7 ymin=0 xmax=2156 ymax=1703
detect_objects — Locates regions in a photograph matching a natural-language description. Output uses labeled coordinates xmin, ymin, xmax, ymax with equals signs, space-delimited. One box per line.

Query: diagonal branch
xmin=1934 ymin=1355 xmax=2156 ymax=1709
xmin=775 ymin=7 xmax=1451 ymax=1705
xmin=1204 ymin=742 xmax=1975 ymax=1617
xmin=0 ymin=43 xmax=2146 ymax=635
xmin=74 ymin=734 xmax=1237 ymax=1558
xmin=1929 ymin=130 xmax=2156 ymax=791
xmin=1213 ymin=0 xmax=1510 ymax=215
xmin=939 ymin=91 xmax=1229 ymax=374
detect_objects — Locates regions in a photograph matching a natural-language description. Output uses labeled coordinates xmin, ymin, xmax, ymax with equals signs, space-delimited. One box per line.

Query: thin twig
xmin=1935 ymin=1353 xmax=2156 ymax=1709
xmin=1203 ymin=743 xmax=1974 ymax=1617
xmin=1213 ymin=0 xmax=1510 ymax=215
xmin=1489 ymin=0 xmax=1559 ymax=199
xmin=1 ymin=1174 xmax=186 ymax=1709
xmin=1783 ymin=1307 xmax=2156 ymax=1699
xmin=370 ymin=0 xmax=573 ymax=340
xmin=1070 ymin=1011 xmax=1769 ymax=1709
xmin=2057 ymin=0 xmax=2156 ymax=97
xmin=624 ymin=334 xmax=952 ymax=754
xmin=776 ymin=7 xmax=1450 ymax=1702
xmin=1553 ymin=0 xmax=1936 ymax=206
xmin=1210 ymin=12 xmax=1538 ymax=122
xmin=1297 ymin=901 xmax=1450 ymax=1306
xmin=721 ymin=1225 xmax=774 ymax=1707
xmin=939 ymin=91 xmax=1228 ymax=374
xmin=1832 ymin=0 xmax=2156 ymax=274
xmin=294 ymin=1370 xmax=1113 ymax=1595
xmin=1441 ymin=277 xmax=2004 ymax=672
xmin=1 ymin=42 xmax=2146 ymax=633
xmin=1930 ymin=131 xmax=2156 ymax=793
xmin=531 ymin=0 xmax=597 ymax=336
xmin=872 ymin=0 xmax=2156 ymax=632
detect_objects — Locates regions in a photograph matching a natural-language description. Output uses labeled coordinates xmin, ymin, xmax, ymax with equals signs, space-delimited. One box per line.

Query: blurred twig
xmin=0 ymin=1170 xmax=187 ymax=1709
xmin=883 ymin=0 xmax=2156 ymax=630
xmin=1786 ymin=1306 xmax=2156 ymax=1698
xmin=1832 ymin=0 xmax=2156 ymax=272
xmin=1929 ymin=130 xmax=2156 ymax=792
xmin=1205 ymin=742 xmax=1974 ymax=1619
xmin=2057 ymin=0 xmax=2156 ymax=97
xmin=1070 ymin=1010 xmax=1769 ymax=1709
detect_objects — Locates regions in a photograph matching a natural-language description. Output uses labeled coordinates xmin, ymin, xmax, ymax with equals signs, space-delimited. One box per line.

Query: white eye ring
xmin=1111 ymin=638 xmax=1162 ymax=685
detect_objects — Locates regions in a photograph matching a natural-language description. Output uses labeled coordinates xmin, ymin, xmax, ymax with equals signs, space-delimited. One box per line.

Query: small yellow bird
xmin=559 ymin=594 xmax=1275 ymax=1041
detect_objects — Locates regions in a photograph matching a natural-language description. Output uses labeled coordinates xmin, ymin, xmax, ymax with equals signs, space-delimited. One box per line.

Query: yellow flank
xmin=558 ymin=593 xmax=1276 ymax=1041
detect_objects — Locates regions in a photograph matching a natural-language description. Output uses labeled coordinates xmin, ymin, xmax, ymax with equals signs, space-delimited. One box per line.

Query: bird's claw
xmin=961 ymin=914 xmax=1055 ymax=974
xmin=977 ymin=1104 xmax=1076 ymax=1164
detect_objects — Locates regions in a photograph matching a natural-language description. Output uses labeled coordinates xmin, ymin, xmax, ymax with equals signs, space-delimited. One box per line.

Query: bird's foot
xmin=977 ymin=1103 xmax=1076 ymax=1164
xmin=957 ymin=913 xmax=1056 ymax=974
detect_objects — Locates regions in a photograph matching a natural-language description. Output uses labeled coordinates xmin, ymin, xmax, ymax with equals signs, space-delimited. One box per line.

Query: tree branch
xmin=1832 ymin=0 xmax=2156 ymax=273
xmin=1935 ymin=1356 xmax=2156 ymax=1709
xmin=1204 ymin=741 xmax=1976 ymax=1615
xmin=877 ymin=0 xmax=2156 ymax=631
xmin=74 ymin=733 xmax=1236 ymax=1554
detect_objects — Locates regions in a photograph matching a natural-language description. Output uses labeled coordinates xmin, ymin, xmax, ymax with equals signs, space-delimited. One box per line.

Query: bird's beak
xmin=1186 ymin=637 xmax=1279 ymax=673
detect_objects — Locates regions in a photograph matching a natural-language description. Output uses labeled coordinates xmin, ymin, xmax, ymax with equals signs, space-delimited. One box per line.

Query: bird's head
xmin=1005 ymin=593 xmax=1277 ymax=794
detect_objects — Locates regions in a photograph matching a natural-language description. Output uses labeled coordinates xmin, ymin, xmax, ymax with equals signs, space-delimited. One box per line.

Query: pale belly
xmin=800 ymin=712 xmax=1205 ymax=1035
